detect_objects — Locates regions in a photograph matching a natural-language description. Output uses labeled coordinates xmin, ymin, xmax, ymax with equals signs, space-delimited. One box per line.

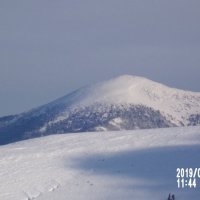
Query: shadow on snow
xmin=67 ymin=144 xmax=200 ymax=199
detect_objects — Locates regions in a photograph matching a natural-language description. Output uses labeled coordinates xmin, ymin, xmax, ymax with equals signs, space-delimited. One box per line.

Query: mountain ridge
xmin=1 ymin=75 xmax=200 ymax=145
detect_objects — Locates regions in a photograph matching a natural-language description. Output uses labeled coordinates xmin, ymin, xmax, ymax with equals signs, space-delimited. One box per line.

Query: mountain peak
xmin=109 ymin=74 xmax=145 ymax=82
xmin=101 ymin=74 xmax=151 ymax=87
xmin=1 ymin=74 xmax=200 ymax=145
xmin=77 ymin=75 xmax=167 ymax=106
xmin=67 ymin=74 xmax=200 ymax=125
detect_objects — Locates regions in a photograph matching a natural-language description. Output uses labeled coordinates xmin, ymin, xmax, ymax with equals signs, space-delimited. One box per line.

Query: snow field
xmin=0 ymin=126 xmax=200 ymax=200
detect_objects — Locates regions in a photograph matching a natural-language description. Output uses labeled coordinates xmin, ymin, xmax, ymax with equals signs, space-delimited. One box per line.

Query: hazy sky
xmin=0 ymin=0 xmax=200 ymax=116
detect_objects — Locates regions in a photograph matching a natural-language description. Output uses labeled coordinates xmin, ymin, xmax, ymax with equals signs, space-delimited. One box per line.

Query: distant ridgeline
xmin=1 ymin=75 xmax=200 ymax=145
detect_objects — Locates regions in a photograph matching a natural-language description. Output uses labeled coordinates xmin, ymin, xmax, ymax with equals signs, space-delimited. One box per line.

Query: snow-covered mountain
xmin=1 ymin=75 xmax=200 ymax=145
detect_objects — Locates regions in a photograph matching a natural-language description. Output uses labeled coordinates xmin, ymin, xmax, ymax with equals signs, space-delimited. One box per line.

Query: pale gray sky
xmin=0 ymin=0 xmax=200 ymax=116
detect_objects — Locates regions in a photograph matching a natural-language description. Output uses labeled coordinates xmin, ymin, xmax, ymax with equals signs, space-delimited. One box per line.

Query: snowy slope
xmin=1 ymin=75 xmax=200 ymax=145
xmin=95 ymin=76 xmax=200 ymax=122
xmin=53 ymin=75 xmax=200 ymax=125
xmin=34 ymin=75 xmax=200 ymax=125
xmin=29 ymin=75 xmax=200 ymax=126
xmin=0 ymin=126 xmax=200 ymax=200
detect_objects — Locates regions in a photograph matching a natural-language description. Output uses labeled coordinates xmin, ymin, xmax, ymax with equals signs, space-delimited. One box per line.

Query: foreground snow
xmin=0 ymin=126 xmax=200 ymax=200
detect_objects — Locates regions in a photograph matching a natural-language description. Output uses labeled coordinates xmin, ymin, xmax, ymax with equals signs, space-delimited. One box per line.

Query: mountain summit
xmin=1 ymin=75 xmax=200 ymax=145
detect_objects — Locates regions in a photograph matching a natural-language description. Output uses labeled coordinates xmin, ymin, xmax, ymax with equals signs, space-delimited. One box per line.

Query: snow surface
xmin=47 ymin=75 xmax=200 ymax=126
xmin=0 ymin=126 xmax=200 ymax=200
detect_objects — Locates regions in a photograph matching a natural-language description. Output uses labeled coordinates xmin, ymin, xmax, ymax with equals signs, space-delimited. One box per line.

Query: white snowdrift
xmin=0 ymin=126 xmax=200 ymax=200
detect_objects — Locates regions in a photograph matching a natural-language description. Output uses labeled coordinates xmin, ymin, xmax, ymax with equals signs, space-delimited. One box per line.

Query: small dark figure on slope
xmin=167 ymin=193 xmax=175 ymax=200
